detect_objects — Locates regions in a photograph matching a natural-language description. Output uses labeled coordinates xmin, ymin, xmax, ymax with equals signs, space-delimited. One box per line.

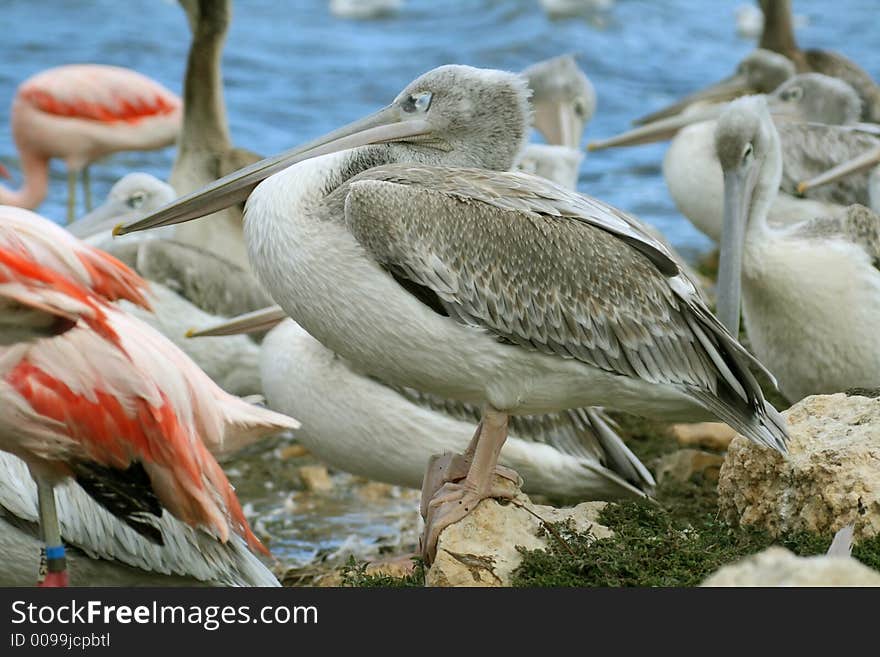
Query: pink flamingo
xmin=0 ymin=207 xmax=299 ymax=586
xmin=0 ymin=65 xmax=182 ymax=222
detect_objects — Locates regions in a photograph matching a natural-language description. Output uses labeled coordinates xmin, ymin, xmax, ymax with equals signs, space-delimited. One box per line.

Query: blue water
xmin=1 ymin=0 xmax=878 ymax=571
xmin=2 ymin=0 xmax=878 ymax=261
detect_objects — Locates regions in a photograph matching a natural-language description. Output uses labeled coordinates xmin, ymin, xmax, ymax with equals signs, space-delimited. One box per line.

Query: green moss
xmin=512 ymin=478 xmax=880 ymax=587
xmin=339 ymin=556 xmax=426 ymax=587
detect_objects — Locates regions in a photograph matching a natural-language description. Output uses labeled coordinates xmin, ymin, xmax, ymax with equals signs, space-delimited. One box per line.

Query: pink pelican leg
xmin=0 ymin=65 xmax=182 ymax=222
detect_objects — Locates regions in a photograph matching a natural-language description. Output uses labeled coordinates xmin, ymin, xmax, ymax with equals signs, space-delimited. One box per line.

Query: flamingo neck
xmin=0 ymin=151 xmax=49 ymax=210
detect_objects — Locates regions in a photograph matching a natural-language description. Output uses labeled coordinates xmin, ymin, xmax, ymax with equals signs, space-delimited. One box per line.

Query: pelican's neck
xmin=759 ymin=0 xmax=806 ymax=70
xmin=0 ymin=151 xmax=49 ymax=210
xmin=746 ymin=134 xmax=784 ymax=247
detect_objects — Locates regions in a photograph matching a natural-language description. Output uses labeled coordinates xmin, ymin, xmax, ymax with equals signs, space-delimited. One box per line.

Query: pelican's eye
xmin=742 ymin=143 xmax=754 ymax=164
xmin=401 ymin=92 xmax=432 ymax=113
xmin=573 ymin=98 xmax=586 ymax=119
xmin=127 ymin=191 xmax=146 ymax=209
xmin=780 ymin=86 xmax=803 ymax=102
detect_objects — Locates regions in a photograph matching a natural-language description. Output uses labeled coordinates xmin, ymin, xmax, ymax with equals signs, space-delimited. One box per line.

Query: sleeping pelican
xmin=116 ymin=65 xmax=787 ymax=561
xmin=798 ymin=145 xmax=880 ymax=213
xmin=516 ymin=55 xmax=596 ymax=189
xmin=591 ymin=73 xmax=877 ymax=241
xmin=714 ymin=95 xmax=880 ymax=402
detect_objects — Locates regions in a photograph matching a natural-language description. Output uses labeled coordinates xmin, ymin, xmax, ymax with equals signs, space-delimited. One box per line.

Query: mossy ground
xmin=338 ymin=410 xmax=880 ymax=587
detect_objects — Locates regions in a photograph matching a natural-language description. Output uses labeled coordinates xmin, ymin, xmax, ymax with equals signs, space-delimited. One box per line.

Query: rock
xmin=718 ymin=393 xmax=880 ymax=540
xmin=279 ymin=444 xmax=310 ymax=460
xmin=702 ymin=547 xmax=880 ymax=586
xmin=669 ymin=422 xmax=737 ymax=451
xmin=356 ymin=481 xmax=400 ymax=502
xmin=426 ymin=493 xmax=611 ymax=587
xmin=297 ymin=464 xmax=334 ymax=493
xmin=655 ymin=449 xmax=726 ymax=484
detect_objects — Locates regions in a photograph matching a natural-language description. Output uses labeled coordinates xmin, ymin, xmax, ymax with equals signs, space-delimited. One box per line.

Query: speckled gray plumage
xmin=330 ymin=163 xmax=786 ymax=450
xmin=129 ymin=239 xmax=273 ymax=317
xmin=779 ymin=122 xmax=878 ymax=206
xmin=794 ymin=203 xmax=880 ymax=270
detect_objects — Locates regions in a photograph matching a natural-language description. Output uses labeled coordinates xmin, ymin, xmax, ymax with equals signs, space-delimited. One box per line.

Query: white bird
xmin=193 ymin=311 xmax=654 ymax=501
xmin=117 ymin=65 xmax=787 ymax=561
xmin=797 ymin=144 xmax=880 ymax=213
xmin=0 ymin=452 xmax=278 ymax=586
xmin=590 ymin=73 xmax=877 ymax=241
xmin=329 ymin=0 xmax=402 ymax=20
xmin=715 ymin=95 xmax=880 ymax=402
xmin=539 ymin=0 xmax=614 ymax=19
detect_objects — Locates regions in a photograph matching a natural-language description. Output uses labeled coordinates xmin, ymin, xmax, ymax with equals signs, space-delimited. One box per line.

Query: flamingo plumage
xmin=0 ymin=207 xmax=299 ymax=585
xmin=0 ymin=65 xmax=182 ymax=222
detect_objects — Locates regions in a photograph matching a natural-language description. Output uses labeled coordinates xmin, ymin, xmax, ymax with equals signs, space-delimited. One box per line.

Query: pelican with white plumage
xmin=798 ymin=145 xmax=880 ymax=213
xmin=516 ymin=55 xmax=595 ymax=189
xmin=591 ymin=73 xmax=878 ymax=241
xmin=191 ymin=308 xmax=654 ymax=501
xmin=714 ymin=95 xmax=880 ymax=403
xmin=115 ymin=65 xmax=787 ymax=561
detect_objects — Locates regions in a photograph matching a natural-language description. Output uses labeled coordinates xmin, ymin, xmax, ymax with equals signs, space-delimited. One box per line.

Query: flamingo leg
xmin=82 ymin=166 xmax=92 ymax=213
xmin=36 ymin=477 xmax=68 ymax=587
xmin=420 ymin=406 xmax=521 ymax=564
xmin=66 ymin=171 xmax=77 ymax=224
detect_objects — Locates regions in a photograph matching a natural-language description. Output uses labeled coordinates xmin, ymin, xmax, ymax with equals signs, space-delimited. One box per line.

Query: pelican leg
xmin=420 ymin=406 xmax=521 ymax=564
xmin=419 ymin=420 xmax=520 ymax=518
xmin=66 ymin=171 xmax=77 ymax=224
xmin=82 ymin=166 xmax=92 ymax=213
xmin=35 ymin=477 xmax=68 ymax=587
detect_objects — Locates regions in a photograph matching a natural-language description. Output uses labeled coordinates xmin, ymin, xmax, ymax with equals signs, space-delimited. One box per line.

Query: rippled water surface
xmin=1 ymin=0 xmax=877 ymax=571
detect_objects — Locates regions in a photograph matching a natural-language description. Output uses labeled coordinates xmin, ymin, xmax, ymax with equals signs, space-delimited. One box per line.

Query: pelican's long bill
xmin=717 ymin=168 xmax=754 ymax=337
xmin=187 ymin=305 xmax=287 ymax=338
xmin=589 ymin=94 xmax=792 ymax=153
xmin=797 ymin=144 xmax=880 ymax=195
xmin=633 ymin=73 xmax=752 ymax=126
xmin=114 ymin=106 xmax=431 ymax=236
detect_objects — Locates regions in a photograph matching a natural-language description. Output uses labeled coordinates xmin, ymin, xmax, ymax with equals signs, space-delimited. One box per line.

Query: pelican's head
xmin=69 ymin=173 xmax=175 ymax=240
xmin=386 ymin=65 xmax=532 ymax=171
xmin=522 ymin=55 xmax=595 ymax=148
xmin=114 ymin=65 xmax=533 ymax=236
xmin=632 ymin=49 xmax=794 ymax=127
xmin=714 ymin=95 xmax=781 ymax=335
xmin=769 ymin=73 xmax=862 ymax=125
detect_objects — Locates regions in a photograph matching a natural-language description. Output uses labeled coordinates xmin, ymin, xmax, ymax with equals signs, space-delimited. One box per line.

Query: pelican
xmin=641 ymin=0 xmax=880 ymax=125
xmin=68 ymin=172 xmax=177 ymax=250
xmin=636 ymin=49 xmax=796 ymax=126
xmin=514 ymin=55 xmax=596 ymax=189
xmin=715 ymin=95 xmax=880 ymax=402
xmin=66 ymin=175 xmax=270 ymax=395
xmin=798 ymin=145 xmax=880 ymax=213
xmin=591 ymin=73 xmax=877 ymax=241
xmin=0 ymin=451 xmax=278 ymax=586
xmin=192 ymin=310 xmax=654 ymax=501
xmin=116 ymin=65 xmax=787 ymax=561
xmin=758 ymin=0 xmax=880 ymax=123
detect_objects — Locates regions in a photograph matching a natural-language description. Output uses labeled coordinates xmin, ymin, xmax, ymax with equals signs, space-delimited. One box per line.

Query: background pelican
xmin=117 ymin=65 xmax=787 ymax=561
xmin=590 ymin=73 xmax=876 ymax=241
xmin=714 ymin=95 xmax=880 ymax=402
xmin=0 ymin=65 xmax=181 ymax=222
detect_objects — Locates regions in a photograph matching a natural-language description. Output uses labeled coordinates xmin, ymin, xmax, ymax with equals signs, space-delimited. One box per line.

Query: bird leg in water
xmin=420 ymin=406 xmax=521 ymax=564
xmin=419 ymin=419 xmax=520 ymax=518
xmin=66 ymin=171 xmax=77 ymax=224
xmin=36 ymin=477 xmax=68 ymax=587
xmin=82 ymin=166 xmax=92 ymax=213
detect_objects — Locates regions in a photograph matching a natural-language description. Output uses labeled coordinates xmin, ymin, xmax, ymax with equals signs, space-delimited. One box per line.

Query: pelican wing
xmin=779 ymin=122 xmax=879 ymax=206
xmin=341 ymin=164 xmax=786 ymax=451
xmin=795 ymin=203 xmax=880 ymax=271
